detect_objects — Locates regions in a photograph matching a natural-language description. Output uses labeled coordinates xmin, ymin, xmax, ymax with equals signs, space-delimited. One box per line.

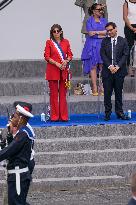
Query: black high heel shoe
xmin=116 ymin=112 xmax=129 ymax=120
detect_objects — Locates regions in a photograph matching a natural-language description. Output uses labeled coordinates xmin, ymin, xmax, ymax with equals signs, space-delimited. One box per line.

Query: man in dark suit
xmin=128 ymin=173 xmax=136 ymax=205
xmin=0 ymin=104 xmax=34 ymax=205
xmin=100 ymin=22 xmax=129 ymax=121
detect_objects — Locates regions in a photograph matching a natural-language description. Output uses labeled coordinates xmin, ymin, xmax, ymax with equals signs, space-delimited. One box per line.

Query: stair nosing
xmin=34 ymin=160 xmax=136 ymax=169
xmin=35 ymin=147 xmax=136 ymax=155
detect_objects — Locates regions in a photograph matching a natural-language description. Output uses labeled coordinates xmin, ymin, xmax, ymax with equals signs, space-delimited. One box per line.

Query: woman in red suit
xmin=44 ymin=24 xmax=73 ymax=122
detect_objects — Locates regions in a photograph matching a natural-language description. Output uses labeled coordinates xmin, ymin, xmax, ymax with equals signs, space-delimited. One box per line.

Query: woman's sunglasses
xmin=53 ymin=29 xmax=61 ymax=34
xmin=95 ymin=8 xmax=103 ymax=12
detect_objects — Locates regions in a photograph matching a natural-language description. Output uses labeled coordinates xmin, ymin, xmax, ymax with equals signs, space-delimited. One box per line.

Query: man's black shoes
xmin=116 ymin=112 xmax=129 ymax=120
xmin=104 ymin=113 xmax=111 ymax=121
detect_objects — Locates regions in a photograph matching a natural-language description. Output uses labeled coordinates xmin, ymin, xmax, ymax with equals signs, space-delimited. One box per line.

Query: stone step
xmin=0 ymin=95 xmax=46 ymax=115
xmin=69 ymin=95 xmax=136 ymax=114
xmin=32 ymin=124 xmax=136 ymax=139
xmin=1 ymin=60 xmax=136 ymax=86
xmin=30 ymin=175 xmax=127 ymax=192
xmin=0 ymin=76 xmax=136 ymax=96
xmin=0 ymin=59 xmax=83 ymax=78
xmin=0 ymin=77 xmax=45 ymax=96
xmin=0 ymin=60 xmax=46 ymax=78
xmin=0 ymin=93 xmax=136 ymax=115
xmin=35 ymin=148 xmax=136 ymax=165
xmin=71 ymin=76 xmax=136 ymax=94
xmin=0 ymin=164 xmax=128 ymax=186
xmin=0 ymin=168 xmax=6 ymax=180
xmin=34 ymin=135 xmax=136 ymax=153
xmin=29 ymin=161 xmax=136 ymax=179
xmin=2 ymin=124 xmax=136 ymax=140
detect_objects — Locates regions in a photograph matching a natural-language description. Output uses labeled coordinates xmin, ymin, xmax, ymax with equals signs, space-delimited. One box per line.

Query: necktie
xmin=113 ymin=39 xmax=117 ymax=66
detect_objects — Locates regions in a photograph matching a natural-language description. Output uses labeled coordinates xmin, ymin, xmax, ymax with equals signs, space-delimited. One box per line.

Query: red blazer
xmin=44 ymin=39 xmax=73 ymax=80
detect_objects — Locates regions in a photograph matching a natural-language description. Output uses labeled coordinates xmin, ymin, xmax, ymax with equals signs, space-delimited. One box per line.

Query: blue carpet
xmin=0 ymin=113 xmax=136 ymax=128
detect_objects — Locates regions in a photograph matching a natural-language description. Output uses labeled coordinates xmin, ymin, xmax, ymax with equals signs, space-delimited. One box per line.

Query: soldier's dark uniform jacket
xmin=0 ymin=126 xmax=32 ymax=205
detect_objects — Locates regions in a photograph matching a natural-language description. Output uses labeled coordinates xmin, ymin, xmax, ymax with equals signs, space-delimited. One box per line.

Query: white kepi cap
xmin=16 ymin=104 xmax=34 ymax=118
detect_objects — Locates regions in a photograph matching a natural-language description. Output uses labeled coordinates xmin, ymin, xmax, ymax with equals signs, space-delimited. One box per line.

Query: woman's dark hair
xmin=50 ymin=24 xmax=64 ymax=41
xmin=105 ymin=22 xmax=117 ymax=29
xmin=88 ymin=3 xmax=101 ymax=16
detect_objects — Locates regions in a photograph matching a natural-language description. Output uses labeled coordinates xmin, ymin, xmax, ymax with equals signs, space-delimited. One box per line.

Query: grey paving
xmin=26 ymin=186 xmax=130 ymax=205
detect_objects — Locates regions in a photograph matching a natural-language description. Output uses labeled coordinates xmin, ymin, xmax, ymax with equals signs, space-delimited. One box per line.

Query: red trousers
xmin=49 ymin=79 xmax=68 ymax=121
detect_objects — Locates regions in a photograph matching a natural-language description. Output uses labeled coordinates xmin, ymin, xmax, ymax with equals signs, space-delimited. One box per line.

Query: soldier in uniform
xmin=0 ymin=104 xmax=34 ymax=205
xmin=13 ymin=101 xmax=35 ymax=175
xmin=75 ymin=0 xmax=108 ymax=34
xmin=13 ymin=101 xmax=36 ymax=205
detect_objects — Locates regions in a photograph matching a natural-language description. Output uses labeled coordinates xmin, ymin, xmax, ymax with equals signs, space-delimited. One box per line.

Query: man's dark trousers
xmin=103 ymin=74 xmax=124 ymax=115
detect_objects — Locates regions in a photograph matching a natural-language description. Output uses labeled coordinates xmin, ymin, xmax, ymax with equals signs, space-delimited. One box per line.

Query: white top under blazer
xmin=125 ymin=0 xmax=136 ymax=24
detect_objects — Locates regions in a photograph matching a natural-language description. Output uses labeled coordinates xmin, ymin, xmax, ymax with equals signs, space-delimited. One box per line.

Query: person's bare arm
xmin=123 ymin=2 xmax=136 ymax=32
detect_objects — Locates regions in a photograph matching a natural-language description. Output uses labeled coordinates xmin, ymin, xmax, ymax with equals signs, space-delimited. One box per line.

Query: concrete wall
xmin=0 ymin=0 xmax=124 ymax=60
